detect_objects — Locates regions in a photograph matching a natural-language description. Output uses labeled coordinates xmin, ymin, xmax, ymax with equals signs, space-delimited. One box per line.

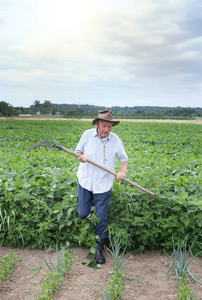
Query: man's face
xmin=96 ymin=120 xmax=113 ymax=139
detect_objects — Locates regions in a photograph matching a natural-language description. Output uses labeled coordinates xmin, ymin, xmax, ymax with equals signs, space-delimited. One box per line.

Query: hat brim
xmin=92 ymin=118 xmax=119 ymax=126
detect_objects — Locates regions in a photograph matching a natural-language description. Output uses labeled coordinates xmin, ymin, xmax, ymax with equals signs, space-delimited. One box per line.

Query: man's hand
xmin=78 ymin=152 xmax=87 ymax=163
xmin=116 ymin=171 xmax=126 ymax=181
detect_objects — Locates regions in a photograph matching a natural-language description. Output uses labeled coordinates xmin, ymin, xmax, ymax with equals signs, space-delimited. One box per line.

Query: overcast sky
xmin=0 ymin=0 xmax=201 ymax=108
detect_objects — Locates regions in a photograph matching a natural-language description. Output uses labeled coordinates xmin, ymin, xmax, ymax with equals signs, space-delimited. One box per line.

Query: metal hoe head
xmin=26 ymin=141 xmax=54 ymax=153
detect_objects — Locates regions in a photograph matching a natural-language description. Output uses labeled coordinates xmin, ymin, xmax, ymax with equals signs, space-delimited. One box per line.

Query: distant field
xmin=6 ymin=116 xmax=202 ymax=124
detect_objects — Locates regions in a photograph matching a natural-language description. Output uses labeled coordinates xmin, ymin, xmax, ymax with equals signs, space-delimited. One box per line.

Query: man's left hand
xmin=116 ymin=171 xmax=126 ymax=181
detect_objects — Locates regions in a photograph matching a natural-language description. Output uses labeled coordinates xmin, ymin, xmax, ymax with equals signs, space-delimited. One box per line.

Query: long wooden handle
xmin=56 ymin=146 xmax=154 ymax=196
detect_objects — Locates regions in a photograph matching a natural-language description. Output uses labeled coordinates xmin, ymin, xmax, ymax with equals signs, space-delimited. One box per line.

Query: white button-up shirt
xmin=75 ymin=128 xmax=128 ymax=193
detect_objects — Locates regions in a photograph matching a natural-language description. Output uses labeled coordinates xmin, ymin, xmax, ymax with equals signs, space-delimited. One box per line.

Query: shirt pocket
xmin=83 ymin=141 xmax=93 ymax=157
xmin=104 ymin=148 xmax=115 ymax=170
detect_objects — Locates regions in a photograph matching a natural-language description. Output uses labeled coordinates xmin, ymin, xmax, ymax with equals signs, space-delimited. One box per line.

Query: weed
xmin=31 ymin=265 xmax=43 ymax=274
xmin=0 ymin=206 xmax=24 ymax=248
xmin=35 ymin=244 xmax=73 ymax=300
xmin=177 ymin=272 xmax=202 ymax=300
xmin=99 ymin=230 xmax=135 ymax=300
xmin=37 ymin=271 xmax=63 ymax=300
xmin=0 ymin=252 xmax=20 ymax=283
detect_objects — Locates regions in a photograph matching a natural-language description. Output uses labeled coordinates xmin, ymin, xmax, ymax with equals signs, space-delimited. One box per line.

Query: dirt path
xmin=5 ymin=117 xmax=202 ymax=124
xmin=0 ymin=246 xmax=201 ymax=300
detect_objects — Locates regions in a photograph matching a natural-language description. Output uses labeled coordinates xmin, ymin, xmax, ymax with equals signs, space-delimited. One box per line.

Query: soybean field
xmin=0 ymin=119 xmax=201 ymax=253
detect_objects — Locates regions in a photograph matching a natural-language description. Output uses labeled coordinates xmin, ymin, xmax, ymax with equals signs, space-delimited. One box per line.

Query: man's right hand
xmin=78 ymin=152 xmax=87 ymax=163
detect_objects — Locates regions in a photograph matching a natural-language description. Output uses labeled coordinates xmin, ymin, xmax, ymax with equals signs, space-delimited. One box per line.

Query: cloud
xmin=0 ymin=0 xmax=201 ymax=107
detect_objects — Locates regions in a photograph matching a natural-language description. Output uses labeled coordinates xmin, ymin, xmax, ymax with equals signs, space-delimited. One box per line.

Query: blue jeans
xmin=77 ymin=182 xmax=111 ymax=250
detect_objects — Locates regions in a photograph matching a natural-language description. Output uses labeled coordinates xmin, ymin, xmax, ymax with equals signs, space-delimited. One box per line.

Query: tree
xmin=63 ymin=109 xmax=76 ymax=116
xmin=89 ymin=108 xmax=98 ymax=116
xmin=39 ymin=100 xmax=53 ymax=114
xmin=43 ymin=100 xmax=52 ymax=108
xmin=75 ymin=107 xmax=86 ymax=116
xmin=34 ymin=100 xmax=41 ymax=108
xmin=0 ymin=101 xmax=13 ymax=116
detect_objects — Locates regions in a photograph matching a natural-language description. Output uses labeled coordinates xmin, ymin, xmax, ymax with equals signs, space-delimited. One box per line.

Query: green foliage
xmin=177 ymin=272 xmax=192 ymax=300
xmin=95 ymin=232 xmax=135 ymax=300
xmin=108 ymin=229 xmax=130 ymax=271
xmin=0 ymin=206 xmax=24 ymax=247
xmin=0 ymin=252 xmax=20 ymax=283
xmin=35 ymin=245 xmax=73 ymax=300
xmin=36 ymin=271 xmax=64 ymax=300
xmin=0 ymin=101 xmax=13 ymax=116
xmin=38 ymin=243 xmax=73 ymax=274
xmin=165 ymin=235 xmax=202 ymax=300
xmin=0 ymin=120 xmax=201 ymax=253
xmin=105 ymin=231 xmax=134 ymax=299
xmin=85 ymin=247 xmax=102 ymax=270
xmin=106 ymin=269 xmax=125 ymax=300
xmin=165 ymin=235 xmax=202 ymax=284
xmin=177 ymin=272 xmax=202 ymax=300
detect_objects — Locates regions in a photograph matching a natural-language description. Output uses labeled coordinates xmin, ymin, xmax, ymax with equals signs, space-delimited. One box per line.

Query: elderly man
xmin=75 ymin=110 xmax=128 ymax=264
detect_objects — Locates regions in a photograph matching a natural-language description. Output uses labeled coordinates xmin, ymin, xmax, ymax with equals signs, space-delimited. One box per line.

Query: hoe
xmin=26 ymin=141 xmax=154 ymax=196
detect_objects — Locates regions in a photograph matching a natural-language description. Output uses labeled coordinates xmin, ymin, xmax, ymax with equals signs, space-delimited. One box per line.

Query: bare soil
xmin=0 ymin=246 xmax=201 ymax=300
xmin=5 ymin=117 xmax=202 ymax=124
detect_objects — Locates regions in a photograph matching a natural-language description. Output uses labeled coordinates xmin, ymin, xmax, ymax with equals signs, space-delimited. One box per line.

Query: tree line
xmin=0 ymin=100 xmax=202 ymax=119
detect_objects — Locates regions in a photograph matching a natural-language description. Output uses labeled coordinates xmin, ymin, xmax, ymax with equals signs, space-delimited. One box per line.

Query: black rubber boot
xmin=95 ymin=249 xmax=105 ymax=264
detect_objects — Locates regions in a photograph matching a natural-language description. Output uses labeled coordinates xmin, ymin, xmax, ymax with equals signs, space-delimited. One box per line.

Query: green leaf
xmin=86 ymin=252 xmax=95 ymax=260
xmin=57 ymin=213 xmax=62 ymax=221
xmin=90 ymin=247 xmax=96 ymax=254
xmin=88 ymin=259 xmax=100 ymax=270
xmin=66 ymin=220 xmax=73 ymax=226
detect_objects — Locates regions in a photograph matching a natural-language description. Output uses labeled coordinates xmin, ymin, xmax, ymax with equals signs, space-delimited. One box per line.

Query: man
xmin=75 ymin=110 xmax=128 ymax=264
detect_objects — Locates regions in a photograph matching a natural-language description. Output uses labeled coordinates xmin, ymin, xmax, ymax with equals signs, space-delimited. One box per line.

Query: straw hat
xmin=92 ymin=110 xmax=119 ymax=127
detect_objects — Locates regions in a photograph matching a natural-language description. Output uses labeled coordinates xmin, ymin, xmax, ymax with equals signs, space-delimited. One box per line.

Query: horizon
xmin=11 ymin=101 xmax=202 ymax=110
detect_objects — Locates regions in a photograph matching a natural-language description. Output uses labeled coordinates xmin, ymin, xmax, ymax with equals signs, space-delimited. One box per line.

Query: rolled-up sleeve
xmin=75 ymin=131 xmax=86 ymax=153
xmin=115 ymin=138 xmax=128 ymax=163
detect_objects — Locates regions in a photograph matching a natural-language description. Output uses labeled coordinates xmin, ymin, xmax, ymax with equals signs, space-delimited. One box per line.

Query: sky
xmin=0 ymin=0 xmax=201 ymax=108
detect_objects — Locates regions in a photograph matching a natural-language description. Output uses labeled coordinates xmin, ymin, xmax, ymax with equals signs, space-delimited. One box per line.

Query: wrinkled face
xmin=96 ymin=120 xmax=113 ymax=139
